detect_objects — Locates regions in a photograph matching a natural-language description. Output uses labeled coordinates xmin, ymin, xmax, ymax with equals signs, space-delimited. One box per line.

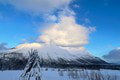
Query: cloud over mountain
xmin=0 ymin=43 xmax=8 ymax=51
xmin=39 ymin=16 xmax=95 ymax=47
xmin=0 ymin=0 xmax=95 ymax=56
xmin=103 ymin=48 xmax=120 ymax=63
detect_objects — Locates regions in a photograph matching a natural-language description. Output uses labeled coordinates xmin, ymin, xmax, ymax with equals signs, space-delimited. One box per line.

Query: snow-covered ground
xmin=0 ymin=68 xmax=120 ymax=80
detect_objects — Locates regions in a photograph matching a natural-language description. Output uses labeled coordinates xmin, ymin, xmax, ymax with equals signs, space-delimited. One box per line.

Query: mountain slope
xmin=0 ymin=43 xmax=107 ymax=69
xmin=8 ymin=43 xmax=106 ymax=64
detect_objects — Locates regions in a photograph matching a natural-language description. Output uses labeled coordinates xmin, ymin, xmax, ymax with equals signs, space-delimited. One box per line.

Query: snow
xmin=0 ymin=70 xmax=21 ymax=80
xmin=7 ymin=42 xmax=95 ymax=61
xmin=37 ymin=43 xmax=77 ymax=60
xmin=0 ymin=69 xmax=120 ymax=80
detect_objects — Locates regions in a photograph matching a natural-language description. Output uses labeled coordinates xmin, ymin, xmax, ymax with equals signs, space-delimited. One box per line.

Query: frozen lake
xmin=0 ymin=68 xmax=120 ymax=80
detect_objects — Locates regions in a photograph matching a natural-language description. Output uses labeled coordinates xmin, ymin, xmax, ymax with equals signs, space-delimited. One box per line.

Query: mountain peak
xmin=4 ymin=43 xmax=107 ymax=65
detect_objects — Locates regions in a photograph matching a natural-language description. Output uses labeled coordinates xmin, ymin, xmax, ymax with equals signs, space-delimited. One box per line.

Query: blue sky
xmin=0 ymin=0 xmax=120 ymax=57
xmin=76 ymin=0 xmax=120 ymax=56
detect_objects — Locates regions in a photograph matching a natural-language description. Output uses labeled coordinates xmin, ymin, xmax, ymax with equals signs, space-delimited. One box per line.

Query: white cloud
xmin=0 ymin=0 xmax=72 ymax=16
xmin=0 ymin=43 xmax=8 ymax=51
xmin=58 ymin=7 xmax=75 ymax=17
xmin=46 ymin=15 xmax=57 ymax=22
xmin=0 ymin=0 xmax=96 ymax=56
xmin=16 ymin=43 xmax=42 ymax=49
xmin=38 ymin=16 xmax=95 ymax=47
xmin=73 ymin=4 xmax=80 ymax=8
xmin=103 ymin=48 xmax=120 ymax=63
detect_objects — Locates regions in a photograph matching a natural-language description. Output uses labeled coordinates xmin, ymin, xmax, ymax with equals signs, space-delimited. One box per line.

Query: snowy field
xmin=0 ymin=68 xmax=120 ymax=80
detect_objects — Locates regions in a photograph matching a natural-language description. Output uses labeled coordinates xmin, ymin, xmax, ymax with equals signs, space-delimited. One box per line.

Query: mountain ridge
xmin=0 ymin=43 xmax=107 ymax=70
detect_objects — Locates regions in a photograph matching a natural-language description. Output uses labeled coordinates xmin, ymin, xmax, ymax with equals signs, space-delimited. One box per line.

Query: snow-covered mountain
xmin=9 ymin=43 xmax=106 ymax=64
xmin=9 ymin=43 xmax=77 ymax=60
xmin=0 ymin=43 xmax=107 ymax=70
